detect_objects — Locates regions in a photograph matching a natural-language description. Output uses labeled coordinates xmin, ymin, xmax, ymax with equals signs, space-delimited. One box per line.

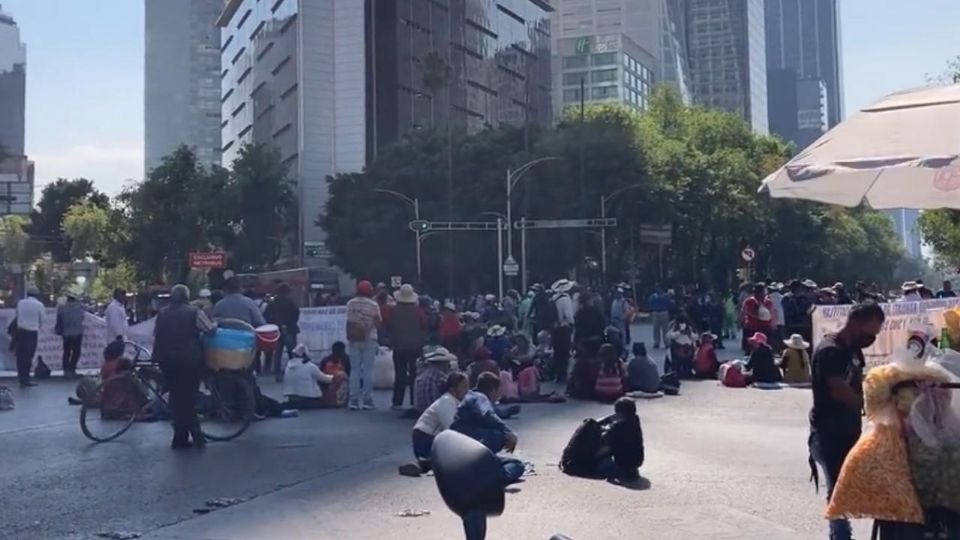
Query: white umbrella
xmin=761 ymin=84 xmax=960 ymax=209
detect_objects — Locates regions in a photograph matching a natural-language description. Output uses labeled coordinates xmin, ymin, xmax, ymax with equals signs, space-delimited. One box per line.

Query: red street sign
xmin=189 ymin=252 xmax=226 ymax=269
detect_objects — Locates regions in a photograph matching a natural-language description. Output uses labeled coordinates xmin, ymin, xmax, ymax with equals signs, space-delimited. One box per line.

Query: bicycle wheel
xmin=80 ymin=374 xmax=149 ymax=443
xmin=198 ymin=371 xmax=254 ymax=441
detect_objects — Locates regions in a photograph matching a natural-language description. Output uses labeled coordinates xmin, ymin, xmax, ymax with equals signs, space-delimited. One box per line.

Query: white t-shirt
xmin=769 ymin=292 xmax=785 ymax=327
xmin=414 ymin=393 xmax=461 ymax=436
xmin=555 ymin=294 xmax=575 ymax=327
xmin=16 ymin=297 xmax=45 ymax=332
xmin=105 ymin=299 xmax=128 ymax=340
xmin=283 ymin=361 xmax=332 ymax=398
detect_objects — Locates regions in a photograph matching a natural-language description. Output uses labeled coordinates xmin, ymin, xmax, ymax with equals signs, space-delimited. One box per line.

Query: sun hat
xmin=484 ymin=294 xmax=496 ymax=302
xmin=394 ymin=284 xmax=419 ymax=304
xmin=424 ymin=347 xmax=457 ymax=364
xmin=199 ymin=288 xmax=212 ymax=299
xmin=551 ymin=279 xmax=576 ymax=293
xmin=700 ymin=332 xmax=717 ymax=342
xmin=486 ymin=325 xmax=507 ymax=337
xmin=443 ymin=301 xmax=457 ymax=311
xmin=802 ymin=279 xmax=818 ymax=289
xmin=748 ymin=332 xmax=769 ymax=345
xmin=901 ymin=281 xmax=919 ymax=291
xmin=784 ymin=334 xmax=810 ymax=350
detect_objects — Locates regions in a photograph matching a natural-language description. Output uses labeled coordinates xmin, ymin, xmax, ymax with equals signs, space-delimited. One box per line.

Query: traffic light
xmin=408 ymin=220 xmax=431 ymax=233
xmin=736 ymin=268 xmax=745 ymax=281
xmin=305 ymin=247 xmax=323 ymax=258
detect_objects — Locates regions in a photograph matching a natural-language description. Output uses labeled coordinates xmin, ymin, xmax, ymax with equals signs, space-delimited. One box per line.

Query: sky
xmin=2 ymin=0 xmax=960 ymax=197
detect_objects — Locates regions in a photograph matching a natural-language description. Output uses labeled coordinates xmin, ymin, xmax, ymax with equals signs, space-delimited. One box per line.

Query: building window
xmin=591 ymin=86 xmax=618 ymax=99
xmin=272 ymin=56 xmax=291 ymax=76
xmin=563 ymin=89 xmax=582 ymax=103
xmin=256 ymin=41 xmax=274 ymax=61
xmin=236 ymin=9 xmax=252 ymax=30
xmin=231 ymin=102 xmax=246 ymax=118
xmin=231 ymin=46 xmax=246 ymax=65
xmin=220 ymin=88 xmax=234 ymax=104
xmin=271 ymin=0 xmax=286 ymax=13
xmin=591 ymin=69 xmax=617 ymax=83
xmin=563 ymin=55 xmax=587 ymax=69
xmin=592 ymin=52 xmax=616 ymax=66
xmin=562 ymin=72 xmax=587 ymax=86
xmin=237 ymin=67 xmax=252 ymax=84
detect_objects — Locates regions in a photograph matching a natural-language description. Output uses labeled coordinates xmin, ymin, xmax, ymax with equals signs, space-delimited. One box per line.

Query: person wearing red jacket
xmin=438 ymin=302 xmax=464 ymax=356
xmin=742 ymin=284 xmax=776 ymax=352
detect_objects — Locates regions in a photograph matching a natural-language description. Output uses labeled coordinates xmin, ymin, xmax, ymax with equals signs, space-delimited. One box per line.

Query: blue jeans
xmin=809 ymin=431 xmax=854 ymax=540
xmin=412 ymin=429 xmax=434 ymax=463
xmin=455 ymin=425 xmax=506 ymax=453
xmin=347 ymin=341 xmax=378 ymax=405
xmin=500 ymin=457 xmax=525 ymax=484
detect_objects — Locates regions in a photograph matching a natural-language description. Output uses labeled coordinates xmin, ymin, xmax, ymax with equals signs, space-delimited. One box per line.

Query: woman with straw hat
xmin=780 ymin=334 xmax=811 ymax=385
xmin=386 ymin=284 xmax=427 ymax=410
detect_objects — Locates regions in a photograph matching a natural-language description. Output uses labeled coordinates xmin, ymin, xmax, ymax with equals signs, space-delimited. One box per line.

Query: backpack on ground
xmin=559 ymin=418 xmax=603 ymax=477
xmin=0 ymin=386 xmax=14 ymax=410
xmin=720 ymin=361 xmax=747 ymax=388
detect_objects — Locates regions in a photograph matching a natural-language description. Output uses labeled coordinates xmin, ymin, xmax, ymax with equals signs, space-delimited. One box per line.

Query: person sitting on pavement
xmin=466 ymin=346 xmax=499 ymax=387
xmin=415 ymin=348 xmax=457 ymax=412
xmin=745 ymin=332 xmax=782 ymax=385
xmin=693 ymin=332 xmax=720 ymax=379
xmin=665 ymin=315 xmax=697 ymax=378
xmin=594 ymin=343 xmax=626 ymax=402
xmin=281 ymin=345 xmax=336 ymax=410
xmin=71 ymin=340 xmax=135 ymax=407
xmin=399 ymin=371 xmax=471 ymax=477
xmin=626 ymin=342 xmax=661 ymax=395
xmin=780 ymin=334 xmax=812 ymax=385
xmin=438 ymin=302 xmax=464 ymax=356
xmin=451 ymin=372 xmax=525 ymax=484
xmin=319 ymin=341 xmax=351 ymax=377
xmin=594 ymin=397 xmax=645 ymax=481
xmin=485 ymin=325 xmax=511 ymax=365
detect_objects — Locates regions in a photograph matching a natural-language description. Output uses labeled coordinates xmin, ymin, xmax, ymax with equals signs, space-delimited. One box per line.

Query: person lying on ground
xmin=399 ymin=371 xmax=470 ymax=477
xmin=594 ymin=343 xmax=626 ymax=402
xmin=595 ymin=397 xmax=645 ymax=481
xmin=745 ymin=332 xmax=782 ymax=384
xmin=626 ymin=342 xmax=661 ymax=394
xmin=281 ymin=345 xmax=338 ymax=410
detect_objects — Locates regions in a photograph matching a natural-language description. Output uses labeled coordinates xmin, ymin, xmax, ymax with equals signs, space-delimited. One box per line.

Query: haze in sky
xmin=4 ymin=0 xmax=960 ymax=196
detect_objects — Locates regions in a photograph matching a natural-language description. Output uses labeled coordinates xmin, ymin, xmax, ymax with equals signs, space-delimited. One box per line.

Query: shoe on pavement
xmin=348 ymin=401 xmax=360 ymax=411
xmin=361 ymin=401 xmax=376 ymax=410
xmin=398 ymin=463 xmax=423 ymax=477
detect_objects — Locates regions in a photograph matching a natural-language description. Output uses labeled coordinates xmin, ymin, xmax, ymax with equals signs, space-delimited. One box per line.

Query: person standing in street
xmin=937 ymin=280 xmax=956 ymax=298
xmin=551 ymin=280 xmax=576 ymax=384
xmin=808 ymin=302 xmax=884 ymax=540
xmin=154 ymin=284 xmax=217 ymax=449
xmin=767 ymin=283 xmax=786 ymax=354
xmin=14 ymin=288 xmax=45 ymax=387
xmin=264 ymin=283 xmax=300 ymax=382
xmin=741 ymin=284 xmax=776 ymax=352
xmin=346 ymin=280 xmax=383 ymax=410
xmin=104 ymin=288 xmax=128 ymax=343
xmin=647 ymin=286 xmax=671 ymax=349
xmin=213 ymin=278 xmax=266 ymax=328
xmin=57 ymin=295 xmax=86 ymax=378
xmin=387 ymin=284 xmax=427 ymax=410
xmin=609 ymin=288 xmax=629 ymax=347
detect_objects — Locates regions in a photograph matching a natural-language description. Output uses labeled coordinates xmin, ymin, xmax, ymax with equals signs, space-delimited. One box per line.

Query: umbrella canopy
xmin=761 ymin=84 xmax=960 ymax=209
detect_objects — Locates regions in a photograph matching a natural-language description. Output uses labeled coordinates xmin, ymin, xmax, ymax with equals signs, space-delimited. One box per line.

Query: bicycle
xmin=80 ymin=341 xmax=256 ymax=443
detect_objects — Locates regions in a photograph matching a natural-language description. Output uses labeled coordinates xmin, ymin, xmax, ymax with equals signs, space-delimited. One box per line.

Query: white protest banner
xmin=812 ymin=298 xmax=960 ymax=367
xmin=297 ymin=306 xmax=348 ymax=354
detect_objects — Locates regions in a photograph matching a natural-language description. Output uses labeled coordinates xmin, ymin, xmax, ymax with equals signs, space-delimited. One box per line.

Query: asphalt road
xmin=0 ymin=325 xmax=873 ymax=540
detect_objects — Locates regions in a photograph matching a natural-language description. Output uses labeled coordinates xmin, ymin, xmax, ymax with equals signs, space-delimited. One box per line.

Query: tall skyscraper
xmin=686 ymin=0 xmax=768 ymax=134
xmin=887 ymin=209 xmax=922 ymax=259
xmin=765 ymin=0 xmax=843 ymax=150
xmin=0 ymin=3 xmax=25 ymax=157
xmin=144 ymin=0 xmax=223 ymax=173
xmin=219 ymin=0 xmax=554 ymax=267
xmin=551 ymin=0 xmax=691 ymax=116
xmin=368 ymin=0 xmax=553 ymax=157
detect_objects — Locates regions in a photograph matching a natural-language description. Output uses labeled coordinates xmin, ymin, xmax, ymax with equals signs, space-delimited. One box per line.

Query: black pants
xmin=393 ymin=349 xmax=418 ymax=407
xmin=552 ymin=326 xmax=573 ymax=383
xmin=14 ymin=329 xmax=38 ymax=384
xmin=160 ymin=361 xmax=201 ymax=443
xmin=62 ymin=335 xmax=83 ymax=373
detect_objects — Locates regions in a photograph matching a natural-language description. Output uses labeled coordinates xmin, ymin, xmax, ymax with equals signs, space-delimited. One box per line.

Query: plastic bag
xmin=826 ymin=424 xmax=924 ymax=523
xmin=908 ymin=385 xmax=960 ymax=448
xmin=907 ymin=432 xmax=960 ymax=513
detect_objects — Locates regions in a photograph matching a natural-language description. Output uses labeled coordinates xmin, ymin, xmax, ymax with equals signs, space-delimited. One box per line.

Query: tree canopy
xmin=322 ymin=88 xmax=905 ymax=295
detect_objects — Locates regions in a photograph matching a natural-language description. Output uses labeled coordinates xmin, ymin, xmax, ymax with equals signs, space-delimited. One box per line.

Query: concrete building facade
xmin=685 ymin=0 xmax=768 ymax=134
xmin=145 ymin=0 xmax=223 ymax=173
xmin=0 ymin=3 xmax=25 ymax=158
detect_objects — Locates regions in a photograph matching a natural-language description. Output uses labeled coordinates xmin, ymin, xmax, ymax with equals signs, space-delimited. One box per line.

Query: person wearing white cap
xmin=14 ymin=288 xmax=45 ymax=387
xmin=899 ymin=281 xmax=921 ymax=302
xmin=414 ymin=347 xmax=458 ymax=411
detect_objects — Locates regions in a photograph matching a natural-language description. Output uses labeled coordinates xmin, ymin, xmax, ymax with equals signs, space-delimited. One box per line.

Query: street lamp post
xmin=373 ymin=189 xmax=421 ymax=284
xmin=600 ymin=184 xmax=645 ymax=282
xmin=506 ymin=156 xmax=559 ymax=290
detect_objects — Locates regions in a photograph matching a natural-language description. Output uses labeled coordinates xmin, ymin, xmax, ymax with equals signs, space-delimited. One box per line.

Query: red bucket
xmin=255 ymin=324 xmax=281 ymax=353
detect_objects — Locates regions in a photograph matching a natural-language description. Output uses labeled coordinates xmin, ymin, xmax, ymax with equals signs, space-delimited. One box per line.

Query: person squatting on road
xmin=153 ymin=284 xmax=217 ymax=450
xmin=451 ymin=372 xmax=525 ymax=484
xmin=399 ymin=371 xmax=471 ymax=477
xmin=808 ymin=302 xmax=884 ymax=540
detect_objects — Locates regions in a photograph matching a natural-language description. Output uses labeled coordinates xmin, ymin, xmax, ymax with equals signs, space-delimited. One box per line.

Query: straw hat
xmin=551 ymin=279 xmax=576 ymax=293
xmin=199 ymin=288 xmax=212 ymax=299
xmin=700 ymin=332 xmax=717 ymax=342
xmin=484 ymin=294 xmax=496 ymax=302
xmin=748 ymin=332 xmax=769 ymax=346
xmin=784 ymin=334 xmax=810 ymax=350
xmin=443 ymin=301 xmax=457 ymax=311
xmin=486 ymin=325 xmax=507 ymax=337
xmin=394 ymin=284 xmax=419 ymax=304
xmin=424 ymin=347 xmax=457 ymax=364
xmin=901 ymin=281 xmax=919 ymax=292
xmin=802 ymin=279 xmax=818 ymax=289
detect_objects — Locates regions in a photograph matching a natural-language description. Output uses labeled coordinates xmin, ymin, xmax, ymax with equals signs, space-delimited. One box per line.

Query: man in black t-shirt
xmin=808 ymin=302 xmax=884 ymax=540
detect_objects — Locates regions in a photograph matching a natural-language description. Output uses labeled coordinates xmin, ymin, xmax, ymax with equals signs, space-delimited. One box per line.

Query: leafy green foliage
xmin=28 ymin=179 xmax=108 ymax=262
xmin=90 ymin=260 xmax=138 ymax=302
xmin=321 ymin=88 xmax=905 ymax=293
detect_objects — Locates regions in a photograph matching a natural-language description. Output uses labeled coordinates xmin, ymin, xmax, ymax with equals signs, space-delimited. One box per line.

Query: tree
xmin=0 ymin=215 xmax=29 ymax=265
xmin=28 ymin=178 xmax=108 ymax=262
xmin=62 ymin=201 xmax=117 ymax=260
xmin=225 ymin=143 xmax=297 ymax=270
xmin=90 ymin=260 xmax=138 ymax=302
xmin=120 ymin=146 xmax=220 ymax=282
